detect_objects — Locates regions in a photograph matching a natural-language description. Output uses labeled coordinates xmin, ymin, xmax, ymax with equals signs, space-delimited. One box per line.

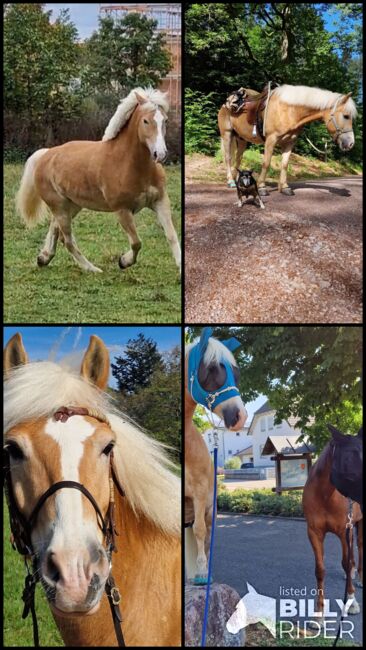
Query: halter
xmin=188 ymin=327 xmax=241 ymax=411
xmin=3 ymin=406 xmax=126 ymax=647
xmin=326 ymin=96 xmax=354 ymax=144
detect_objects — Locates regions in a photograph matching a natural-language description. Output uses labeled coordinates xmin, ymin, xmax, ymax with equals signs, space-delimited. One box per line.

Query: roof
xmin=253 ymin=400 xmax=273 ymax=415
xmin=233 ymin=445 xmax=253 ymax=456
xmin=261 ymin=435 xmax=315 ymax=456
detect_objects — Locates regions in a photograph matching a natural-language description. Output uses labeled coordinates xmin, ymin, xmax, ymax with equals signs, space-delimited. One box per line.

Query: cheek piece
xmin=188 ymin=327 xmax=241 ymax=410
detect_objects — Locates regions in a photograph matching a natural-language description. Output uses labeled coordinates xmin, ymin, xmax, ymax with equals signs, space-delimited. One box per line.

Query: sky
xmin=4 ymin=326 xmax=181 ymax=387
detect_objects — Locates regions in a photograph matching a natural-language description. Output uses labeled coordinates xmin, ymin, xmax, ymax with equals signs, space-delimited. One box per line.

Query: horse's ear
xmin=340 ymin=92 xmax=352 ymax=104
xmin=327 ymin=423 xmax=342 ymax=439
xmin=81 ymin=335 xmax=109 ymax=390
xmin=135 ymin=91 xmax=147 ymax=105
xmin=4 ymin=333 xmax=28 ymax=374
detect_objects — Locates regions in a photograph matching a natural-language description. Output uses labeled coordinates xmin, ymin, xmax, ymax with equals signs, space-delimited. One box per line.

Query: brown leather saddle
xmin=225 ymin=84 xmax=270 ymax=139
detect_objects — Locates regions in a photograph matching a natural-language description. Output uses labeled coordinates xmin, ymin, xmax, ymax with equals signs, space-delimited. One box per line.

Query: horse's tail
xmin=16 ymin=149 xmax=49 ymax=227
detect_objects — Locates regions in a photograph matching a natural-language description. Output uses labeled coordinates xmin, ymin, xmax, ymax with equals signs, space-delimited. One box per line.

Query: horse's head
xmin=4 ymin=333 xmax=116 ymax=616
xmin=187 ymin=328 xmax=247 ymax=430
xmin=135 ymin=91 xmax=168 ymax=163
xmin=324 ymin=93 xmax=357 ymax=152
xmin=328 ymin=424 xmax=363 ymax=507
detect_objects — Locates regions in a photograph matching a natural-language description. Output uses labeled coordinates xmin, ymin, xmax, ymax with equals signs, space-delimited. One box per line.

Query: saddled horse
xmin=4 ymin=333 xmax=181 ymax=646
xmin=16 ymin=87 xmax=181 ymax=273
xmin=303 ymin=425 xmax=363 ymax=629
xmin=218 ymin=84 xmax=357 ymax=195
xmin=185 ymin=327 xmax=247 ymax=583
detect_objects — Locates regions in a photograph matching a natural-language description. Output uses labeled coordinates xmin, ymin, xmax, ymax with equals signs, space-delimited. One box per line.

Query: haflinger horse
xmin=4 ymin=333 xmax=181 ymax=647
xmin=303 ymin=424 xmax=363 ymax=630
xmin=16 ymin=87 xmax=181 ymax=273
xmin=218 ymin=84 xmax=357 ymax=195
xmin=185 ymin=327 xmax=247 ymax=584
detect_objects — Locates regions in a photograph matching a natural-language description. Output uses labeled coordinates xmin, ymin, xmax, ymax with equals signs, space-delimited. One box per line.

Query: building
xmin=99 ymin=4 xmax=181 ymax=114
xmin=203 ymin=425 xmax=251 ymax=467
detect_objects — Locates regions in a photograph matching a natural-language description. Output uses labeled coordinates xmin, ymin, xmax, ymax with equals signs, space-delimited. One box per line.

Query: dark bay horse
xmin=303 ymin=425 xmax=363 ymax=629
xmin=218 ymin=84 xmax=357 ymax=195
xmin=16 ymin=87 xmax=181 ymax=273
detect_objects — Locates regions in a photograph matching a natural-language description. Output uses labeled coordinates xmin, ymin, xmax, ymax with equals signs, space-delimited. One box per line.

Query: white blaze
xmin=44 ymin=416 xmax=96 ymax=544
xmin=153 ymin=109 xmax=167 ymax=161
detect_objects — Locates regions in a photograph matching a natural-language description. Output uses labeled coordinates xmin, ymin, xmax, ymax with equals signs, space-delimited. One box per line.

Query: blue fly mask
xmin=188 ymin=327 xmax=241 ymax=411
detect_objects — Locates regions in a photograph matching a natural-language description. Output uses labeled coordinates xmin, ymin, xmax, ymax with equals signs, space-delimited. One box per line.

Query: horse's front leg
xmin=192 ymin=497 xmax=208 ymax=582
xmin=152 ymin=192 xmax=181 ymax=274
xmin=117 ymin=209 xmax=141 ymax=269
xmin=221 ymin=130 xmax=236 ymax=187
xmin=278 ymin=137 xmax=297 ymax=196
xmin=37 ymin=218 xmax=60 ymax=266
xmin=257 ymin=134 xmax=277 ymax=196
xmin=356 ymin=520 xmax=363 ymax=587
xmin=56 ymin=206 xmax=103 ymax=272
xmin=307 ymin=526 xmax=326 ymax=629
xmin=341 ymin=529 xmax=361 ymax=615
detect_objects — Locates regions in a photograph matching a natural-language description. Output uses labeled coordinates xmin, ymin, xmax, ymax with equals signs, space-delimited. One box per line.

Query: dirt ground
xmin=185 ymin=169 xmax=362 ymax=323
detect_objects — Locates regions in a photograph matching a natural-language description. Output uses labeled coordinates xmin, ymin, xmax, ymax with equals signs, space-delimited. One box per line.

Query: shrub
xmin=224 ymin=457 xmax=241 ymax=469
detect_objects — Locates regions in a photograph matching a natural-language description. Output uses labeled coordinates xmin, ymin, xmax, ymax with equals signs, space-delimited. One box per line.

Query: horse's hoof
xmin=281 ymin=187 xmax=295 ymax=196
xmin=37 ymin=254 xmax=50 ymax=267
xmin=258 ymin=187 xmax=269 ymax=196
xmin=227 ymin=180 xmax=236 ymax=188
xmin=118 ymin=256 xmax=129 ymax=270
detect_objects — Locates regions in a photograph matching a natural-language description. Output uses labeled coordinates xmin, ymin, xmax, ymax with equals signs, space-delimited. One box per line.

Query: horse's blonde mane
xmin=186 ymin=337 xmax=237 ymax=367
xmin=4 ymin=361 xmax=180 ymax=537
xmin=102 ymin=86 xmax=169 ymax=141
xmin=273 ymin=85 xmax=357 ymax=118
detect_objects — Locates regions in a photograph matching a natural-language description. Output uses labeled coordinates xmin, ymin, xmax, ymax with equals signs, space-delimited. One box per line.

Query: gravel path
xmin=185 ymin=177 xmax=362 ymax=323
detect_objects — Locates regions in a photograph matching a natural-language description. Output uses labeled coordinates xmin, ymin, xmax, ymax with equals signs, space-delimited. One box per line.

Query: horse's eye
xmin=143 ymin=118 xmax=149 ymax=125
xmin=5 ymin=442 xmax=25 ymax=461
xmin=343 ymin=114 xmax=350 ymax=120
xmin=102 ymin=442 xmax=115 ymax=456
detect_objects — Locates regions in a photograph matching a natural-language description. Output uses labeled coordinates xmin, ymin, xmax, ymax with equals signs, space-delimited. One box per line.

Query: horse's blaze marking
xmin=153 ymin=109 xmax=166 ymax=154
xmin=44 ymin=416 xmax=96 ymax=538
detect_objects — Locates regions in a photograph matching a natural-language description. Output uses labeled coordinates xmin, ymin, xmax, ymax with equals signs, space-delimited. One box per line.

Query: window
xmin=236 ymin=432 xmax=240 ymax=436
xmin=259 ymin=444 xmax=264 ymax=455
xmin=260 ymin=417 xmax=266 ymax=432
xmin=268 ymin=415 xmax=274 ymax=430
xmin=228 ymin=450 xmax=232 ymax=455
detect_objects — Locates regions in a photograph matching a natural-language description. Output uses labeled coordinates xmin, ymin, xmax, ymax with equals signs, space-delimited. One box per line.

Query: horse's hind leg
xmin=37 ymin=218 xmax=60 ymax=266
xmin=307 ymin=526 xmax=326 ymax=628
xmin=117 ymin=209 xmax=141 ymax=269
xmin=356 ymin=520 xmax=363 ymax=587
xmin=153 ymin=192 xmax=181 ymax=273
xmin=221 ymin=130 xmax=235 ymax=187
xmin=192 ymin=497 xmax=208 ymax=580
xmin=235 ymin=137 xmax=247 ymax=171
xmin=56 ymin=207 xmax=103 ymax=273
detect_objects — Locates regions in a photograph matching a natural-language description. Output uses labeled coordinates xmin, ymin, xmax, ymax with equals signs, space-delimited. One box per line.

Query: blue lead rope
xmin=201 ymin=445 xmax=218 ymax=647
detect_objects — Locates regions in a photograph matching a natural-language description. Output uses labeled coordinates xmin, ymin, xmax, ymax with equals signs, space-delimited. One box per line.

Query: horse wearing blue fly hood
xmin=188 ymin=327 xmax=241 ymax=411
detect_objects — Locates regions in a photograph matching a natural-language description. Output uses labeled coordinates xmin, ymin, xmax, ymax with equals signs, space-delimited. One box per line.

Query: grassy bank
xmin=4 ymin=164 xmax=181 ymax=323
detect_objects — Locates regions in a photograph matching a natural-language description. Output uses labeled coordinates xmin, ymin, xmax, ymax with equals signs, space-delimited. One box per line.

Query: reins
xmin=4 ymin=406 xmax=126 ymax=647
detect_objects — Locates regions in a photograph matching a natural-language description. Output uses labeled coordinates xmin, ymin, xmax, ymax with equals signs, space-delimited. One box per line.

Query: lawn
xmin=4 ymin=164 xmax=181 ymax=323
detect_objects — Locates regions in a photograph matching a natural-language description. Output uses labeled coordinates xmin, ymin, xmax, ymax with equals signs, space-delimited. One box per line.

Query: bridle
xmin=3 ymin=406 xmax=126 ymax=647
xmin=326 ymin=96 xmax=354 ymax=144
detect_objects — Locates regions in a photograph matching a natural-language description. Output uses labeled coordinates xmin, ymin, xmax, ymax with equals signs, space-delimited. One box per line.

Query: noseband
xmin=3 ymin=406 xmax=125 ymax=647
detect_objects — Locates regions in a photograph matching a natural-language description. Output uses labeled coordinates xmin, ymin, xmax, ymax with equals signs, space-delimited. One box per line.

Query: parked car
xmin=241 ymin=462 xmax=254 ymax=469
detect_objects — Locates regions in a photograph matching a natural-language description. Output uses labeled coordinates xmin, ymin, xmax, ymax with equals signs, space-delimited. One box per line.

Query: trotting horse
xmin=218 ymin=84 xmax=357 ymax=195
xmin=16 ymin=87 xmax=181 ymax=273
xmin=303 ymin=425 xmax=363 ymax=629
xmin=185 ymin=327 xmax=247 ymax=583
xmin=4 ymin=333 xmax=181 ymax=646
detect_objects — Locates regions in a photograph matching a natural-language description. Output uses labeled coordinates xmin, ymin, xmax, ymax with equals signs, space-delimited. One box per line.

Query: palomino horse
xmin=218 ymin=84 xmax=357 ymax=195
xmin=303 ymin=425 xmax=363 ymax=630
xmin=16 ymin=87 xmax=181 ymax=273
xmin=185 ymin=327 xmax=247 ymax=583
xmin=4 ymin=333 xmax=181 ymax=646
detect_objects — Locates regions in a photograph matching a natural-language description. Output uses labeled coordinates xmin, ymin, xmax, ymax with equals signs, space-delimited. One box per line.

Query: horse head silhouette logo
xmin=226 ymin=583 xmax=276 ymax=637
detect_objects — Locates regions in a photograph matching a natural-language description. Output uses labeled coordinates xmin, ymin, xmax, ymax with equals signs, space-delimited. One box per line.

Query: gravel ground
xmin=185 ymin=177 xmax=362 ymax=323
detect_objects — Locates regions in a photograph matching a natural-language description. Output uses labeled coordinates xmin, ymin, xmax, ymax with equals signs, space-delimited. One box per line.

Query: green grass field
xmin=4 ymin=164 xmax=181 ymax=323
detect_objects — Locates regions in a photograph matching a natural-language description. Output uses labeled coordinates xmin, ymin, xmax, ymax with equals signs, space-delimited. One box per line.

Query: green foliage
xmin=192 ymin=404 xmax=211 ymax=433
xmin=217 ymin=488 xmax=303 ymax=516
xmin=224 ymin=456 xmax=241 ymax=469
xmin=83 ymin=13 xmax=172 ymax=97
xmin=185 ymin=89 xmax=219 ymax=154
xmin=111 ymin=333 xmax=164 ymax=394
xmin=113 ymin=346 xmax=181 ymax=462
xmin=188 ymin=326 xmax=362 ymax=450
xmin=4 ymin=164 xmax=181 ymax=323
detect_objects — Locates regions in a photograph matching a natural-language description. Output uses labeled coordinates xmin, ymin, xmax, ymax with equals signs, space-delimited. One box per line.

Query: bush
xmin=224 ymin=457 xmax=241 ymax=469
xmin=185 ymin=89 xmax=219 ymax=155
xmin=217 ymin=488 xmax=303 ymax=517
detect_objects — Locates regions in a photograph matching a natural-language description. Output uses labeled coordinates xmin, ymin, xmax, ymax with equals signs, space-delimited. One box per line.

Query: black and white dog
xmin=235 ymin=169 xmax=265 ymax=209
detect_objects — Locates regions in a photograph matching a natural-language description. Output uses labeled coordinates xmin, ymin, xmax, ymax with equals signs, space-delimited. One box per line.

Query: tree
xmin=111 ymin=333 xmax=164 ymax=394
xmin=114 ymin=346 xmax=181 ymax=462
xmin=4 ymin=4 xmax=82 ymax=147
xmin=188 ymin=326 xmax=362 ymax=449
xmin=83 ymin=12 xmax=172 ymax=98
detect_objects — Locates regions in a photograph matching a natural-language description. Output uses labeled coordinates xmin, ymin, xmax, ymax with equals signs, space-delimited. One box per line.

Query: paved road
xmin=212 ymin=513 xmax=363 ymax=644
